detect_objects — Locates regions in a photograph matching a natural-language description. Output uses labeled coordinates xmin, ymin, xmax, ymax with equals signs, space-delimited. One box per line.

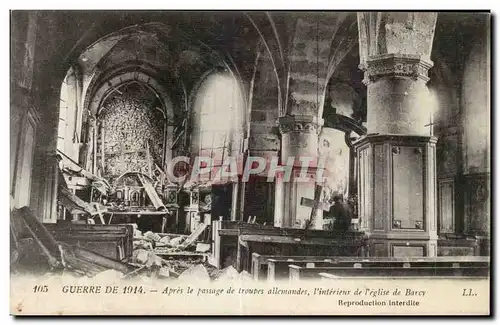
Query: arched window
xmin=190 ymin=70 xmax=245 ymax=178
xmin=57 ymin=67 xmax=83 ymax=162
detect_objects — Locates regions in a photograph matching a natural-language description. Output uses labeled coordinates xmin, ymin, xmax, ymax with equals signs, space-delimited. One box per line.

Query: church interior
xmin=10 ymin=11 xmax=490 ymax=280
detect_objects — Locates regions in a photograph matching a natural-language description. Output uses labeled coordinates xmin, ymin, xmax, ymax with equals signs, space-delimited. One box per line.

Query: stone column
xmin=230 ymin=181 xmax=239 ymax=221
xmin=63 ymin=71 xmax=78 ymax=161
xmin=273 ymin=173 xmax=285 ymax=227
xmin=164 ymin=125 xmax=174 ymax=169
xmin=276 ymin=115 xmax=324 ymax=229
xmin=356 ymin=12 xmax=438 ymax=257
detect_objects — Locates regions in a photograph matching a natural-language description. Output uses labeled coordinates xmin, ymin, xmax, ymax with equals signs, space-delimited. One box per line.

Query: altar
xmin=105 ymin=208 xmax=171 ymax=233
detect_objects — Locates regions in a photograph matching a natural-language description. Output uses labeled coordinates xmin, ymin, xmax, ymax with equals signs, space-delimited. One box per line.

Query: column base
xmin=364 ymin=232 xmax=438 ymax=257
xmin=354 ymin=134 xmax=438 ymax=257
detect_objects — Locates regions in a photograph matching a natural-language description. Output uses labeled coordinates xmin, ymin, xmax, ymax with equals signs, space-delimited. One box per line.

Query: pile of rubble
xmin=129 ymin=225 xmax=213 ymax=280
xmin=128 ymin=226 xmax=252 ymax=281
xmin=11 ymin=206 xmax=247 ymax=282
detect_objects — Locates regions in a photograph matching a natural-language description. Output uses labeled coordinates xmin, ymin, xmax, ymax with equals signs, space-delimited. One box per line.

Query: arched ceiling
xmin=27 ymin=11 xmax=484 ymax=131
xmin=326 ymin=47 xmax=366 ymax=120
xmin=66 ymin=12 xmax=259 ymax=121
xmin=431 ymin=12 xmax=489 ymax=86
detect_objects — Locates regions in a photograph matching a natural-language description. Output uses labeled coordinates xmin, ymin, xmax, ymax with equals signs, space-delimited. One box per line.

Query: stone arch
xmin=88 ymin=70 xmax=175 ymax=123
xmin=83 ymin=61 xmax=162 ymax=116
xmin=187 ymin=66 xmax=247 ymax=116
xmin=244 ymin=14 xmax=286 ymax=115
xmin=85 ymin=70 xmax=176 ymax=179
xmin=64 ymin=21 xmax=172 ymax=70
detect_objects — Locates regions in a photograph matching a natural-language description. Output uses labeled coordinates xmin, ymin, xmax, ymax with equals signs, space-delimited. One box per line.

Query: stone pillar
xmin=363 ymin=54 xmax=435 ymax=135
xmin=273 ymin=174 xmax=285 ymax=227
xmin=164 ymin=125 xmax=174 ymax=168
xmin=356 ymin=12 xmax=438 ymax=257
xmin=41 ymin=151 xmax=60 ymax=224
xmin=276 ymin=115 xmax=324 ymax=229
xmin=63 ymin=71 xmax=78 ymax=161
xmin=230 ymin=181 xmax=239 ymax=221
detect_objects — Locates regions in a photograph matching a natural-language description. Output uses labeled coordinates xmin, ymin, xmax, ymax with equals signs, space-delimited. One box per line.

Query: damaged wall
xmin=461 ymin=30 xmax=490 ymax=236
xmin=462 ymin=35 xmax=490 ymax=175
xmin=99 ymin=87 xmax=166 ymax=184
xmin=248 ymin=48 xmax=281 ymax=160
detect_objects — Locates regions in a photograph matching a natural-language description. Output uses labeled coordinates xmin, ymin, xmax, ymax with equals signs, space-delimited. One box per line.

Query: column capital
xmin=278 ymin=115 xmax=324 ymax=135
xmin=353 ymin=134 xmax=439 ymax=149
xmin=359 ymin=54 xmax=434 ymax=85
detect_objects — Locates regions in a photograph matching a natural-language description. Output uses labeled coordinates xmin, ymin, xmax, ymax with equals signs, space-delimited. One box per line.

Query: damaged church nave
xmin=10 ymin=11 xmax=491 ymax=283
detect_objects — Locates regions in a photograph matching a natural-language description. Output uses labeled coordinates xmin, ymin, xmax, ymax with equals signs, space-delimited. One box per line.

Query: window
xmin=190 ymin=70 xmax=245 ymax=180
xmin=57 ymin=68 xmax=82 ymax=162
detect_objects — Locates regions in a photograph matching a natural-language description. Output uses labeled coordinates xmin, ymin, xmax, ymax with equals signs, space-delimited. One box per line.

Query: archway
xmin=94 ymin=81 xmax=169 ymax=185
xmin=189 ymin=69 xmax=246 ymax=176
xmin=57 ymin=67 xmax=84 ymax=163
xmin=189 ymin=69 xmax=246 ymax=221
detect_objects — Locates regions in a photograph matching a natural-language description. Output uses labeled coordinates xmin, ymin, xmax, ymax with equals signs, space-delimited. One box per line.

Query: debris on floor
xmin=93 ymin=269 xmax=125 ymax=281
xmin=11 ymin=206 xmax=220 ymax=281
xmin=213 ymin=266 xmax=239 ymax=281
xmin=144 ymin=231 xmax=161 ymax=242
xmin=195 ymin=243 xmax=211 ymax=253
xmin=159 ymin=236 xmax=171 ymax=245
xmin=178 ymin=264 xmax=210 ymax=282
xmin=211 ymin=266 xmax=253 ymax=282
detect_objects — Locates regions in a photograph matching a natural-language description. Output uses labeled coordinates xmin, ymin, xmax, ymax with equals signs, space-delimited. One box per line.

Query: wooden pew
xmin=209 ymin=221 xmax=278 ymax=269
xmin=264 ymin=256 xmax=490 ymax=281
xmin=319 ymin=256 xmax=490 ymax=269
xmin=251 ymin=253 xmax=344 ymax=281
xmin=260 ymin=256 xmax=490 ymax=280
xmin=251 ymin=253 xmax=273 ymax=281
xmin=44 ymin=222 xmax=134 ymax=261
xmin=318 ymin=273 xmax=489 ymax=280
xmin=267 ymin=258 xmax=336 ymax=281
xmin=236 ymin=227 xmax=366 ymax=273
xmin=209 ymin=219 xmax=367 ymax=272
xmin=288 ymin=264 xmax=490 ymax=282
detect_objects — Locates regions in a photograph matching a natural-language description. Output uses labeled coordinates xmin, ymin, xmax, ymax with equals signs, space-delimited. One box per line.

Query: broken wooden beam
xmin=59 ymin=186 xmax=107 ymax=217
xmin=11 ymin=207 xmax=137 ymax=277
xmin=177 ymin=222 xmax=208 ymax=249
xmin=59 ymin=242 xmax=136 ymax=276
xmin=137 ymin=173 xmax=166 ymax=211
xmin=153 ymin=250 xmax=209 ymax=258
xmin=57 ymin=149 xmax=110 ymax=195
xmin=13 ymin=207 xmax=61 ymax=268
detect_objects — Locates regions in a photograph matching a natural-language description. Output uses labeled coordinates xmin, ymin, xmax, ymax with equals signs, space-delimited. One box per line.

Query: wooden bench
xmin=289 ymin=265 xmax=490 ymax=281
xmin=209 ymin=221 xmax=278 ymax=269
xmin=251 ymin=253 xmax=347 ymax=281
xmin=318 ymin=273 xmax=490 ymax=280
xmin=211 ymin=220 xmax=366 ymax=272
xmin=264 ymin=256 xmax=490 ymax=281
xmin=321 ymin=256 xmax=490 ymax=268
xmin=251 ymin=253 xmax=274 ymax=280
xmin=267 ymin=258 xmax=337 ymax=281
xmin=236 ymin=227 xmax=365 ymax=273
xmin=44 ymin=222 xmax=134 ymax=261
